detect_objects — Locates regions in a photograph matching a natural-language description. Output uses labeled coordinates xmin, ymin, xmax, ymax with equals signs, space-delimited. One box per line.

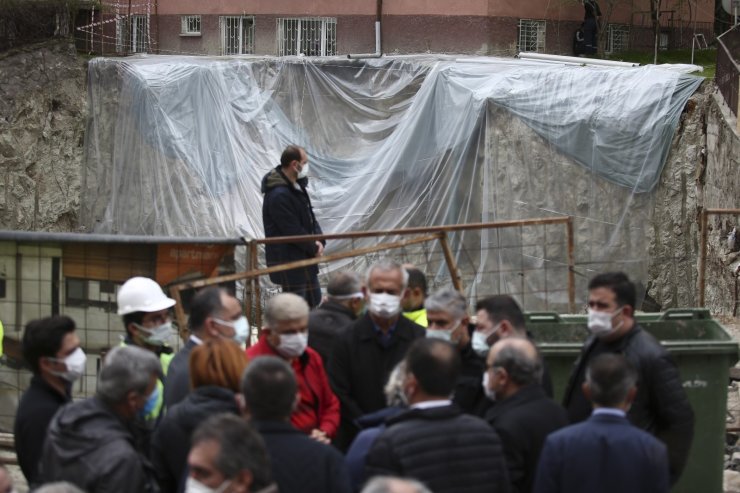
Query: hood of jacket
xmin=261 ymin=166 xmax=310 ymax=194
xmin=167 ymin=386 xmax=240 ymax=432
xmin=46 ymin=397 xmax=134 ymax=465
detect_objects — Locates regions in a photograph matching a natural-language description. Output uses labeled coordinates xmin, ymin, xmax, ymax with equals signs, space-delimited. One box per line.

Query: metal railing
xmin=717 ymin=26 xmax=740 ymax=119
xmin=170 ymin=217 xmax=577 ymax=332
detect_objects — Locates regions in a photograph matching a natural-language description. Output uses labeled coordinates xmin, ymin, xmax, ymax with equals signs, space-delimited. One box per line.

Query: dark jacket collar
xmin=30 ymin=374 xmax=72 ymax=402
xmin=588 ymin=412 xmax=631 ymax=425
xmin=357 ymin=314 xmax=417 ymax=342
xmin=485 ymin=384 xmax=547 ymax=421
xmin=317 ymin=300 xmax=356 ymax=319
xmin=251 ymin=419 xmax=302 ymax=435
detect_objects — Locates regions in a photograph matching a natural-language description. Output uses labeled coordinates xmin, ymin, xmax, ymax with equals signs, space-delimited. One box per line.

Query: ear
xmin=622 ymin=304 xmax=634 ymax=318
xmin=625 ymin=386 xmax=637 ymax=406
xmin=233 ymin=469 xmax=254 ymax=493
xmin=292 ymin=391 xmax=300 ymax=412
xmin=235 ymin=393 xmax=247 ymax=415
xmin=204 ymin=317 xmax=221 ymax=338
xmin=582 ymin=382 xmax=592 ymax=402
xmin=499 ymin=320 xmax=513 ymax=337
xmin=126 ymin=390 xmax=141 ymax=415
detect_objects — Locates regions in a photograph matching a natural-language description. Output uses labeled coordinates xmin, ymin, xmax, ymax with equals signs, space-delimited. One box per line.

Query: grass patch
xmin=602 ymin=48 xmax=716 ymax=78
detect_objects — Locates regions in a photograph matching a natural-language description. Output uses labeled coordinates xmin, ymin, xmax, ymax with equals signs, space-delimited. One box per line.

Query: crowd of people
xmin=10 ymin=258 xmax=695 ymax=493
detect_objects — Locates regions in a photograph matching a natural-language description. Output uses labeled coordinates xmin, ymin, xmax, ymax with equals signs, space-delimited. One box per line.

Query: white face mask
xmin=426 ymin=319 xmax=462 ymax=343
xmin=49 ymin=347 xmax=87 ymax=383
xmin=482 ymin=371 xmax=496 ymax=401
xmin=297 ymin=162 xmax=309 ymax=179
xmin=587 ymin=307 xmax=622 ymax=337
xmin=135 ymin=321 xmax=174 ymax=346
xmin=185 ymin=477 xmax=231 ymax=493
xmin=472 ymin=331 xmax=491 ymax=357
xmin=214 ymin=316 xmax=250 ymax=345
xmin=276 ymin=332 xmax=308 ymax=358
xmin=368 ymin=292 xmax=402 ymax=319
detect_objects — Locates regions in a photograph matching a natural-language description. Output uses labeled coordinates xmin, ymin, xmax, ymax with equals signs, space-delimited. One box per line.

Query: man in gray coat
xmin=39 ymin=345 xmax=162 ymax=493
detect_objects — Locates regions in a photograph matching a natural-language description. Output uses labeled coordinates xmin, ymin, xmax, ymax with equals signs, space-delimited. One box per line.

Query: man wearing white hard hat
xmin=117 ymin=276 xmax=177 ymax=422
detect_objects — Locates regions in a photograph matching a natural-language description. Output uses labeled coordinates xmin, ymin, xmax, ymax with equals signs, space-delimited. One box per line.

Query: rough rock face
xmin=700 ymin=95 xmax=740 ymax=317
xmin=0 ymin=40 xmax=86 ymax=231
xmin=645 ymin=83 xmax=711 ymax=310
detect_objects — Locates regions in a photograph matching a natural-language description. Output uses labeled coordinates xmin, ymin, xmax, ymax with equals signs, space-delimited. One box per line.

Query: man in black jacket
xmin=424 ymin=287 xmax=485 ymax=414
xmin=262 ymin=145 xmax=325 ymax=308
xmin=328 ymin=260 xmax=426 ymax=450
xmin=365 ymin=338 xmax=510 ymax=493
xmin=484 ymin=338 xmax=569 ymax=493
xmin=562 ymin=272 xmax=694 ymax=484
xmin=15 ymin=316 xmax=83 ymax=487
xmin=164 ymin=286 xmax=244 ymax=409
xmin=308 ymin=271 xmax=365 ymax=365
xmin=242 ymin=356 xmax=352 ymax=493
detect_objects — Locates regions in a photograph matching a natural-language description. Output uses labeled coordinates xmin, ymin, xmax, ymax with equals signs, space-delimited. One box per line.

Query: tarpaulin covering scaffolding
xmin=81 ymin=54 xmax=703 ymax=309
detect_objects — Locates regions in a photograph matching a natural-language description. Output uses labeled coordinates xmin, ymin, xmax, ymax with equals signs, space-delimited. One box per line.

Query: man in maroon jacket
xmin=247 ymin=292 xmax=340 ymax=443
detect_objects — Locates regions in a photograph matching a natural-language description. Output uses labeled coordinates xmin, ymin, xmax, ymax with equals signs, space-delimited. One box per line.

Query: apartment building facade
xmin=76 ymin=0 xmax=715 ymax=57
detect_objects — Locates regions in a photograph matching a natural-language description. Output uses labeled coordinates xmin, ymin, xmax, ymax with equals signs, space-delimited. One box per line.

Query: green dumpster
xmin=526 ymin=308 xmax=739 ymax=493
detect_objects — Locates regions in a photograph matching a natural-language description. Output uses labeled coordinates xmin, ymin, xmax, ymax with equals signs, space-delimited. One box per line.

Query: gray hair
xmin=191 ymin=413 xmax=272 ymax=490
xmin=384 ymin=360 xmax=408 ymax=407
xmin=361 ymin=476 xmax=432 ymax=493
xmin=492 ymin=341 xmax=543 ymax=387
xmin=97 ymin=345 xmax=163 ymax=405
xmin=366 ymin=260 xmax=409 ymax=290
xmin=35 ymin=483 xmax=86 ymax=493
xmin=424 ymin=287 xmax=467 ymax=319
xmin=327 ymin=271 xmax=363 ymax=298
xmin=586 ymin=353 xmax=638 ymax=407
xmin=264 ymin=293 xmax=309 ymax=327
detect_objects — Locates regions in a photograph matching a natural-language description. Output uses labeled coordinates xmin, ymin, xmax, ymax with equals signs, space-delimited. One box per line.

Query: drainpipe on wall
xmin=348 ymin=0 xmax=382 ymax=59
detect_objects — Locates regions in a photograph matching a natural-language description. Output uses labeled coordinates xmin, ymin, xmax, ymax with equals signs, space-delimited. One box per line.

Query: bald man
xmin=484 ymin=338 xmax=569 ymax=493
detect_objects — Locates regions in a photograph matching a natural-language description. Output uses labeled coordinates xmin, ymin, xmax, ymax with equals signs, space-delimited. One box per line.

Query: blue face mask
xmin=139 ymin=385 xmax=159 ymax=418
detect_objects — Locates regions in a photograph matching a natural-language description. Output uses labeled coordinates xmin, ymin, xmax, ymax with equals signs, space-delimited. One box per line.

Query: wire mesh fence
xmin=0 ymin=233 xmax=243 ymax=431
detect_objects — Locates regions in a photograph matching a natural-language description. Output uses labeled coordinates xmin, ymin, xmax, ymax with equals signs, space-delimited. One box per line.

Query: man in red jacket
xmin=247 ymin=292 xmax=340 ymax=443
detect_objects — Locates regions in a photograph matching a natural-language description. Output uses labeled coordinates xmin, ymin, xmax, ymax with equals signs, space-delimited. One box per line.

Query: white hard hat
xmin=117 ymin=277 xmax=176 ymax=315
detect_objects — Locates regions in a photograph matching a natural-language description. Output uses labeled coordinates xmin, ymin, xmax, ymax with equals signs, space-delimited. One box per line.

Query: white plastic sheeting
xmin=81 ymin=54 xmax=702 ymax=309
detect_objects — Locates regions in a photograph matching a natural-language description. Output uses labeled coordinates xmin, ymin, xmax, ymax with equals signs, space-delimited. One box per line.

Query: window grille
xmin=517 ymin=19 xmax=546 ymax=53
xmin=116 ymin=15 xmax=149 ymax=54
xmin=606 ymin=24 xmax=630 ymax=53
xmin=220 ymin=16 xmax=254 ymax=55
xmin=181 ymin=15 xmax=201 ymax=36
xmin=277 ymin=17 xmax=337 ymax=56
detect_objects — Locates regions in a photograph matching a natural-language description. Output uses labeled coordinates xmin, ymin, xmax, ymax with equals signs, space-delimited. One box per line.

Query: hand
xmin=309 ymin=428 xmax=330 ymax=444
xmin=315 ymin=241 xmax=324 ymax=257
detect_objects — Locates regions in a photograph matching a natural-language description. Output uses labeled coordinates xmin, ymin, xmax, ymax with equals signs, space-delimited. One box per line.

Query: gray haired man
xmin=40 ymin=345 xmax=162 ymax=493
xmin=424 ymin=287 xmax=485 ymax=414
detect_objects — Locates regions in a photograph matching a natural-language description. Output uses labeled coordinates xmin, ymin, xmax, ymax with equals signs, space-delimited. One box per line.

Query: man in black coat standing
xmin=15 ymin=316 xmax=83 ymax=488
xmin=484 ymin=338 xmax=569 ymax=493
xmin=562 ymin=272 xmax=694 ymax=485
xmin=308 ymin=271 xmax=365 ymax=366
xmin=365 ymin=338 xmax=510 ymax=493
xmin=262 ymin=145 xmax=325 ymax=308
xmin=242 ymin=356 xmax=352 ymax=493
xmin=328 ymin=260 xmax=426 ymax=450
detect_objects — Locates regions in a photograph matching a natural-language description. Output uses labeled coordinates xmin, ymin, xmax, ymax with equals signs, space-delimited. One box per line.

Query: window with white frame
xmin=220 ymin=16 xmax=254 ymax=55
xmin=116 ymin=14 xmax=149 ymax=53
xmin=181 ymin=15 xmax=201 ymax=36
xmin=606 ymin=24 xmax=630 ymax=53
xmin=277 ymin=17 xmax=336 ymax=56
xmin=517 ymin=19 xmax=546 ymax=53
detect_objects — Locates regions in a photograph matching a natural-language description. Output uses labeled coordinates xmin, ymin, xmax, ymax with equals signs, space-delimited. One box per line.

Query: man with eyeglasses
xmin=562 ymin=272 xmax=694 ymax=485
xmin=423 ymin=287 xmax=486 ymax=414
xmin=164 ymin=286 xmax=248 ymax=409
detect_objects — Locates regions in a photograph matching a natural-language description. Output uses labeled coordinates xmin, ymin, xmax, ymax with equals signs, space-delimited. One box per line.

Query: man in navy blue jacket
xmin=261 ymin=145 xmax=325 ymax=307
xmin=533 ymin=353 xmax=669 ymax=493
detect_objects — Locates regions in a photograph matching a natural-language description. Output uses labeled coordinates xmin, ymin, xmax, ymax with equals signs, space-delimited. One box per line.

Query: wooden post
xmin=438 ymin=233 xmax=463 ymax=292
xmin=169 ymin=286 xmax=188 ymax=343
xmin=566 ymin=216 xmax=576 ymax=313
